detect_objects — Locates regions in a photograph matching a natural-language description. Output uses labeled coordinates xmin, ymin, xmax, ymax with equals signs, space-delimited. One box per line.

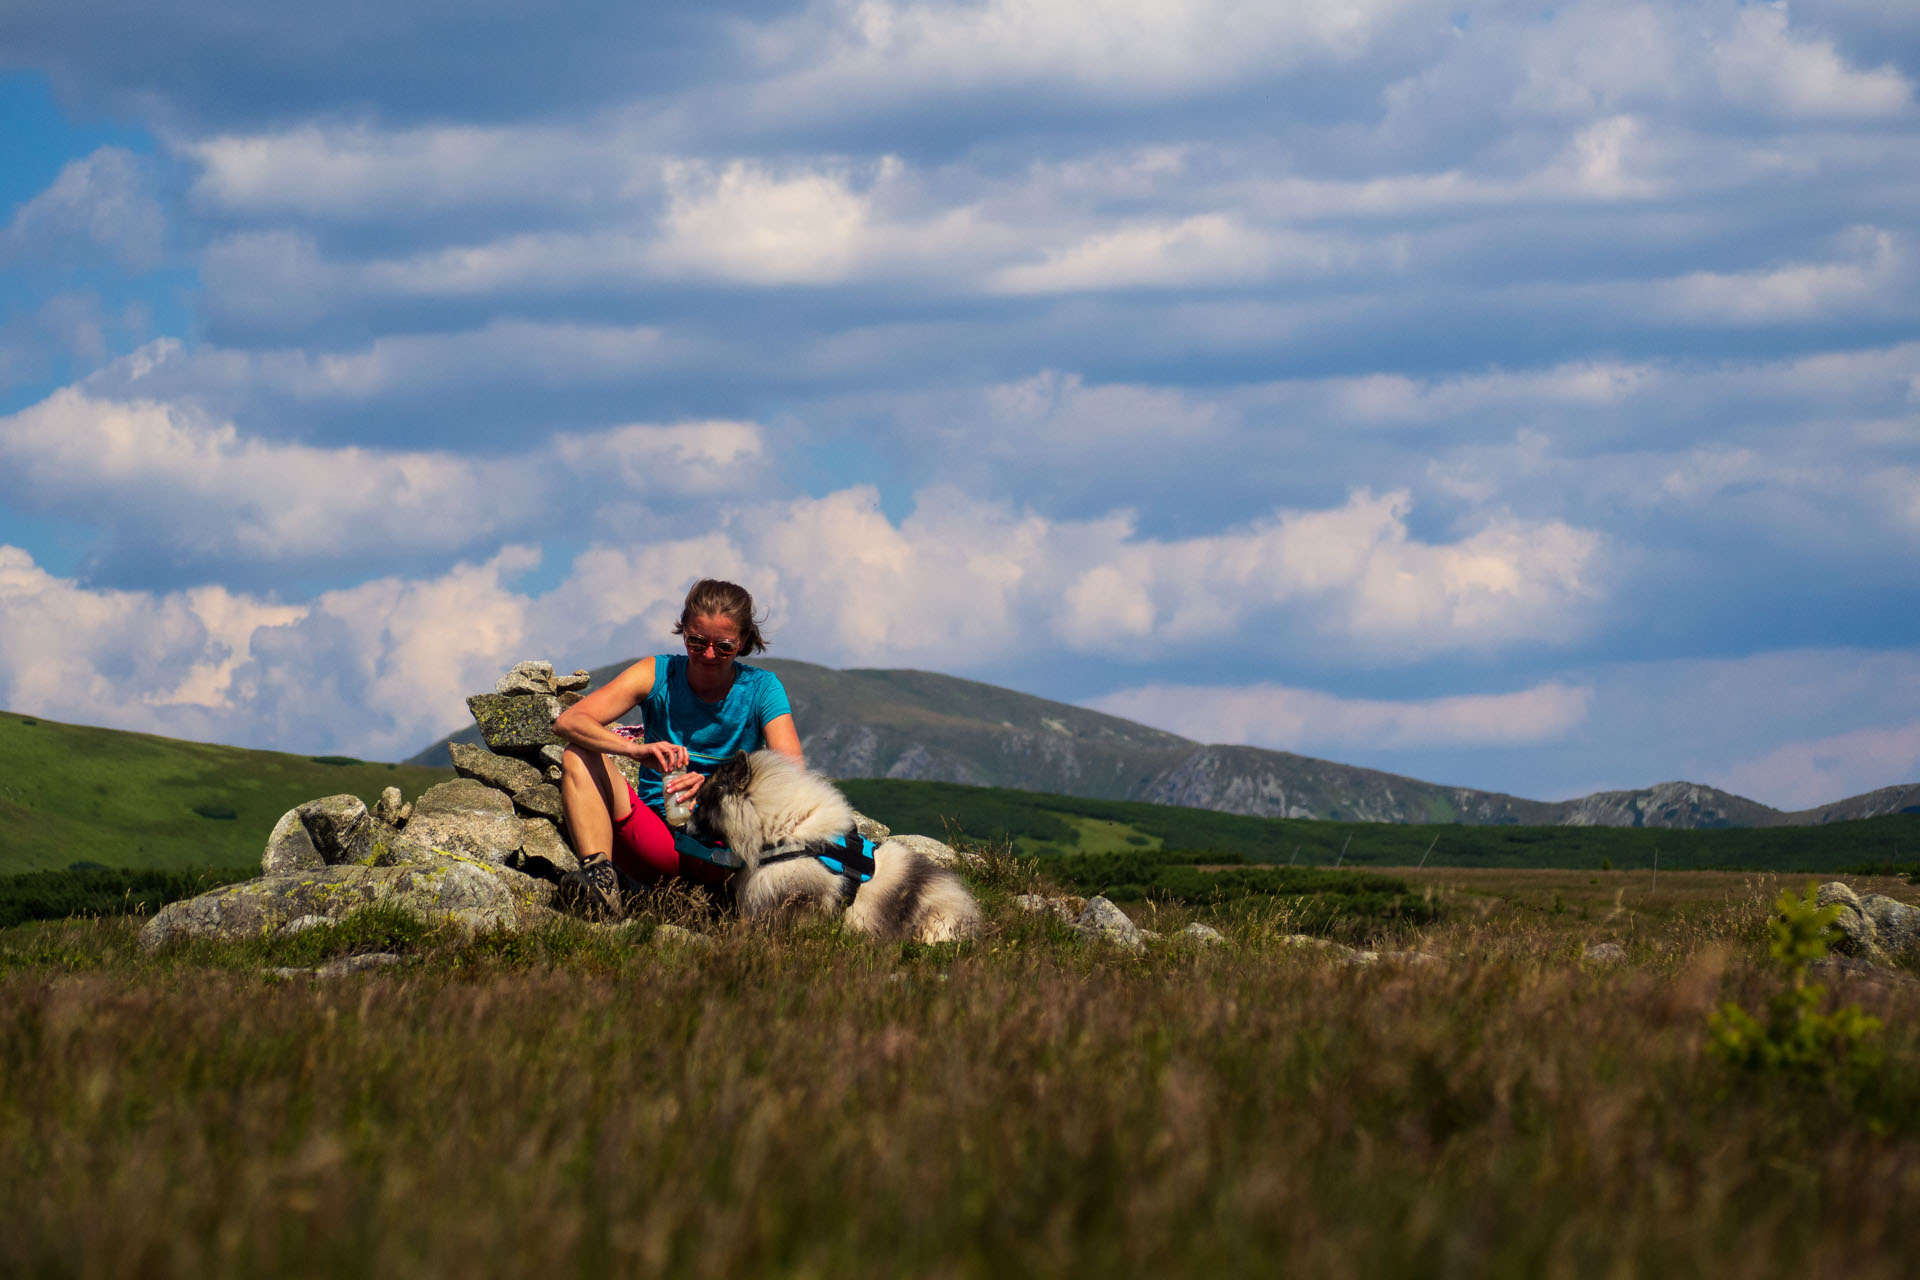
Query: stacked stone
xmin=141 ymin=658 xmax=946 ymax=950
xmin=442 ymin=660 xmax=595 ymax=873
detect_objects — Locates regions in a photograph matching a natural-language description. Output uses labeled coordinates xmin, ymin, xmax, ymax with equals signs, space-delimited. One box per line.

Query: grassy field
xmin=0 ymin=710 xmax=453 ymax=875
xmin=3 ymin=854 xmax=1918 ymax=1278
xmin=840 ymin=777 xmax=1920 ymax=871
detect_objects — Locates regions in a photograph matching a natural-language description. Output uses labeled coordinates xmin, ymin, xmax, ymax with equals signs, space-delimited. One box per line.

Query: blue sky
xmin=2 ymin=0 xmax=1917 ymax=809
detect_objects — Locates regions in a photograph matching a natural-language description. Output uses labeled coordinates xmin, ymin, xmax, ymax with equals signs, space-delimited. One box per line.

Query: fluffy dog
xmin=689 ymin=750 xmax=981 ymax=943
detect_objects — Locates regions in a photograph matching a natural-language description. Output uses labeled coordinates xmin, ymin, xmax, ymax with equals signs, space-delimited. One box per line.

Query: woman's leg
xmin=559 ymin=745 xmax=632 ymax=862
xmin=558 ymin=746 xmax=635 ymax=916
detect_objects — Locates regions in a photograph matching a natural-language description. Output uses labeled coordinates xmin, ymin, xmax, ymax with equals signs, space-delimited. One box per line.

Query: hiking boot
xmin=559 ymin=854 xmax=624 ymax=920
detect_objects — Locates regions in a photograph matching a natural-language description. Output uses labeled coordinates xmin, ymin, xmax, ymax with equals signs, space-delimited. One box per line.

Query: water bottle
xmin=662 ymin=770 xmax=692 ymax=827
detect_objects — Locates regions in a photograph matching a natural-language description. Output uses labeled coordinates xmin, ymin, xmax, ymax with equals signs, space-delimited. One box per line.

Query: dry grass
xmin=2 ymin=866 xmax=1917 ymax=1279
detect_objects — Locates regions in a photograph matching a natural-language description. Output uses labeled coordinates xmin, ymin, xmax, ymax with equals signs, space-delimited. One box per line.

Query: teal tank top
xmin=634 ymin=655 xmax=792 ymax=811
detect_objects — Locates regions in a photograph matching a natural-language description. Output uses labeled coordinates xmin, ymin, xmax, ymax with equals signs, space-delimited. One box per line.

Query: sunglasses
xmin=684 ymin=632 xmax=739 ymax=656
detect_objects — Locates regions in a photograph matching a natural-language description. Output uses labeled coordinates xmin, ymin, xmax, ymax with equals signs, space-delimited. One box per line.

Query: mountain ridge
xmin=408 ymin=657 xmax=1920 ymax=830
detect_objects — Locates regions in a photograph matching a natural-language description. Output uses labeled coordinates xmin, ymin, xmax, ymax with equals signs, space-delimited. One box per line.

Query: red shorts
xmin=609 ymin=782 xmax=732 ymax=888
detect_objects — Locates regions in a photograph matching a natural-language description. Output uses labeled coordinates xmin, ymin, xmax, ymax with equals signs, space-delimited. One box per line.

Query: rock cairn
xmin=139 ymin=659 xmax=925 ymax=950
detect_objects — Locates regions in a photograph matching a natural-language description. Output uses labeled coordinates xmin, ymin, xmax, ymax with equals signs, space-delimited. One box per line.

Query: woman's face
xmin=683 ymin=611 xmax=743 ymax=672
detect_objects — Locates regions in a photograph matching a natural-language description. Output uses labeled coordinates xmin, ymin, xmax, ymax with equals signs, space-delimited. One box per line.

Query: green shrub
xmin=1707 ymin=884 xmax=1882 ymax=1085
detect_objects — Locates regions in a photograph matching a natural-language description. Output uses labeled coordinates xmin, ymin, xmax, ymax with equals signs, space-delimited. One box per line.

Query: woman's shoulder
xmin=640 ymin=654 xmax=682 ymax=696
xmin=732 ymin=660 xmax=785 ymax=689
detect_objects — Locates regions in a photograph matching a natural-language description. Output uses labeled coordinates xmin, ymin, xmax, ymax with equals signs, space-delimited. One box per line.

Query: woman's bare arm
xmin=762 ymin=713 xmax=803 ymax=767
xmin=552 ymin=658 xmax=688 ymax=772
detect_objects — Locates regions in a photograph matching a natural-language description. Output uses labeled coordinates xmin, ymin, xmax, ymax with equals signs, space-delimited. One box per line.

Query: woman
xmin=553 ymin=578 xmax=802 ymax=917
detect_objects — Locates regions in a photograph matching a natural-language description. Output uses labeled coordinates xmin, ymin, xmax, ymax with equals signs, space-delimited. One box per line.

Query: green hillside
xmin=838 ymin=778 xmax=1920 ymax=873
xmin=7 ymin=707 xmax=1915 ymax=880
xmin=0 ymin=711 xmax=454 ymax=876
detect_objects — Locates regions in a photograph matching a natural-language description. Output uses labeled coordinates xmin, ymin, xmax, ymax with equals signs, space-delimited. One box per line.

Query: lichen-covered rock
xmin=1860 ymin=894 xmax=1920 ymax=957
xmin=366 ymin=833 xmax=447 ymax=867
xmin=539 ymin=744 xmax=567 ymax=770
xmin=517 ymin=818 xmax=579 ymax=874
xmin=554 ymin=669 xmax=592 ymax=693
xmin=1582 ymin=941 xmax=1628 ymax=965
xmin=139 ymin=861 xmax=556 ymax=950
xmin=262 ymin=808 xmax=324 ymax=875
xmin=1179 ymin=922 xmax=1225 ymax=946
xmin=466 ymin=692 xmax=564 ymax=754
xmin=1817 ymin=881 xmax=1879 ymax=959
xmin=496 ymin=660 xmax=557 ymax=696
xmin=373 ymin=786 xmax=411 ymax=829
xmin=298 ymin=795 xmax=373 ymax=865
xmin=449 ymin=742 xmax=545 ymax=796
xmin=1074 ymin=896 xmax=1144 ymax=950
xmin=852 ymin=810 xmax=891 ymax=842
xmin=513 ymin=783 xmax=565 ymax=823
xmin=404 ymin=779 xmax=526 ymax=864
xmin=887 ymin=833 xmax=974 ymax=868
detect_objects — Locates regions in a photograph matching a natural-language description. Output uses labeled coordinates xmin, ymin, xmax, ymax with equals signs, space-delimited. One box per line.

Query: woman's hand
xmin=635 ymin=740 xmax=689 ymax=772
xmin=665 ymin=771 xmax=705 ymax=805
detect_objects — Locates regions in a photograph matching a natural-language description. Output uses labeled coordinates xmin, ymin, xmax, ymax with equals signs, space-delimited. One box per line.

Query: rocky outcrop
xmin=142 ymin=859 xmax=554 ymax=949
xmin=1557 ymin=781 xmax=1777 ymax=829
xmin=1816 ymin=881 xmax=1920 ymax=965
xmin=1074 ymin=895 xmax=1146 ymax=950
xmin=404 ymin=779 xmax=527 ymax=864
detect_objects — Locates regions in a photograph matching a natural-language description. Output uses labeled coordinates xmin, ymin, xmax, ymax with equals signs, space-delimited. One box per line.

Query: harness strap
xmin=758 ymin=828 xmax=875 ymax=884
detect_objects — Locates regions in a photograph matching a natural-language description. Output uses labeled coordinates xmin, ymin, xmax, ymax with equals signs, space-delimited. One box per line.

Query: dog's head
xmin=688 ymin=751 xmax=756 ymax=848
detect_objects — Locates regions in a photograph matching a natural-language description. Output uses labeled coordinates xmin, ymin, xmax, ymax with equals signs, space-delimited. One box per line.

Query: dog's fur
xmin=689 ymin=750 xmax=981 ymax=943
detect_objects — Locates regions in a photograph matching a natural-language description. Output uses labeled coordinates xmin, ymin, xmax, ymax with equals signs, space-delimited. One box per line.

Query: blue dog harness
xmin=757 ymin=828 xmax=877 ymax=888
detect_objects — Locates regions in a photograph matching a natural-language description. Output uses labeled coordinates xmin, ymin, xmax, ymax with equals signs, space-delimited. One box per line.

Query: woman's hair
xmin=672 ymin=578 xmax=769 ymax=655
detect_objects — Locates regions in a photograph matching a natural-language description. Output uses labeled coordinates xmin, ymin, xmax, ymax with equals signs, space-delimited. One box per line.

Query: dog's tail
xmin=842 ymin=842 xmax=982 ymax=943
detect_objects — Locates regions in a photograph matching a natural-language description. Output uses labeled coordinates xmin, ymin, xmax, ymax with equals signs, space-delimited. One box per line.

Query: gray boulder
xmin=553 ymin=669 xmax=592 ymax=693
xmin=1817 ymin=881 xmax=1920 ymax=962
xmin=1583 ymin=941 xmax=1629 ymax=965
xmin=886 ymin=832 xmax=979 ymax=869
xmin=373 ymin=785 xmax=411 ymax=828
xmin=466 ymin=692 xmax=564 ymax=755
xmin=1074 ymin=896 xmax=1145 ymax=950
xmin=1817 ymin=881 xmax=1880 ymax=958
xmin=298 ymin=795 xmax=373 ymax=865
xmin=517 ymin=818 xmax=580 ymax=874
xmin=1179 ymin=922 xmax=1225 ymax=946
xmin=1861 ymin=894 xmax=1920 ymax=956
xmin=449 ymin=742 xmax=545 ymax=796
xmin=404 ymin=779 xmax=526 ymax=864
xmin=513 ymin=783 xmax=565 ymax=823
xmin=262 ymin=808 xmax=324 ymax=875
xmin=140 ymin=860 xmax=557 ymax=950
xmin=852 ymin=810 xmax=891 ymax=842
xmin=496 ymin=660 xmax=557 ymax=696
xmin=367 ymin=832 xmax=450 ymax=868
